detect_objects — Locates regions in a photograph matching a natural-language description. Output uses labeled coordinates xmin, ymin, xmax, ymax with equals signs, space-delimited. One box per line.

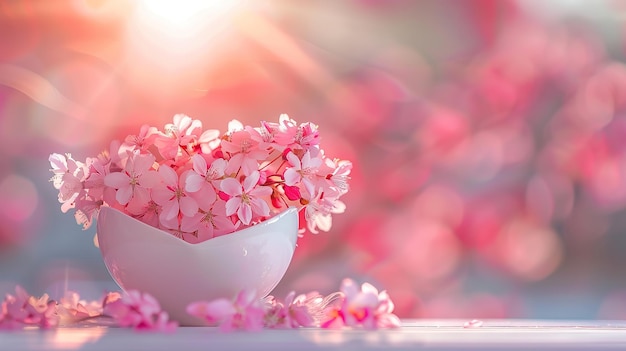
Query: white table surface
xmin=3 ymin=319 xmax=626 ymax=351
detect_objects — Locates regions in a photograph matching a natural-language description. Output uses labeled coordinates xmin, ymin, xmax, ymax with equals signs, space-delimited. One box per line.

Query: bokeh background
xmin=2 ymin=0 xmax=626 ymax=320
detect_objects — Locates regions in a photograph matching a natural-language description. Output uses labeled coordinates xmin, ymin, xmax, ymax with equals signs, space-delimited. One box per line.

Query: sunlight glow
xmin=45 ymin=328 xmax=106 ymax=350
xmin=123 ymin=0 xmax=245 ymax=97
xmin=141 ymin=0 xmax=205 ymax=24
xmin=135 ymin=0 xmax=239 ymax=32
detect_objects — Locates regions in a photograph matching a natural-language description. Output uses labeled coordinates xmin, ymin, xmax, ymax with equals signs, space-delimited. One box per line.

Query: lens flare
xmin=123 ymin=0 xmax=244 ymax=97
xmin=132 ymin=0 xmax=241 ymax=39
xmin=137 ymin=0 xmax=231 ymax=27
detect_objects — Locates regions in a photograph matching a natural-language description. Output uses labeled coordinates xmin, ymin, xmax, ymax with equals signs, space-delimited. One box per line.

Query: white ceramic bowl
xmin=96 ymin=206 xmax=299 ymax=326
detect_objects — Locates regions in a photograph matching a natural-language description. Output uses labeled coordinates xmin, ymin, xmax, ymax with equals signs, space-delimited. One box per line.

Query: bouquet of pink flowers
xmin=49 ymin=114 xmax=352 ymax=243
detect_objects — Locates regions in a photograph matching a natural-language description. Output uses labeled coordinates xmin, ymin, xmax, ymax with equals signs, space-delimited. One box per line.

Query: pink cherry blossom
xmin=69 ymin=155 xmax=112 ymax=229
xmin=49 ymin=153 xmax=83 ymax=189
xmin=57 ymin=291 xmax=104 ymax=324
xmin=50 ymin=113 xmax=352 ymax=242
xmin=107 ymin=139 xmax=125 ymax=170
xmin=181 ymin=200 xmax=237 ymax=240
xmin=49 ymin=153 xmax=88 ymax=213
xmin=121 ymin=124 xmax=158 ymax=154
xmin=196 ymin=128 xmax=221 ymax=154
xmin=132 ymin=200 xmax=161 ymax=228
xmin=326 ymin=158 xmax=353 ymax=194
xmin=153 ymin=114 xmax=203 ymax=160
xmin=187 ymin=289 xmax=265 ymax=332
xmin=263 ymin=291 xmax=314 ymax=329
xmin=321 ymin=279 xmax=400 ymax=330
xmin=273 ymin=114 xmax=299 ymax=146
xmin=83 ymin=155 xmax=110 ymax=199
xmin=104 ymin=290 xmax=177 ymax=332
xmin=185 ymin=154 xmax=223 ymax=201
xmin=300 ymin=183 xmax=345 ymax=234
xmin=56 ymin=290 xmax=124 ymax=326
xmin=151 ymin=166 xmax=199 ymax=222
xmin=221 ymin=171 xmax=272 ymax=225
xmin=273 ymin=115 xmax=320 ymax=150
xmin=296 ymin=122 xmax=321 ymax=150
xmin=252 ymin=121 xmax=281 ymax=151
xmin=284 ymin=150 xmax=322 ymax=187
xmin=0 ymin=286 xmax=59 ymax=329
xmin=73 ymin=197 xmax=102 ymax=230
xmin=159 ymin=214 xmax=199 ymax=242
xmin=295 ymin=291 xmax=344 ymax=326
xmin=104 ymin=153 xmax=161 ymax=210
xmin=184 ymin=283 xmax=391 ymax=332
xmin=221 ymin=129 xmax=269 ymax=176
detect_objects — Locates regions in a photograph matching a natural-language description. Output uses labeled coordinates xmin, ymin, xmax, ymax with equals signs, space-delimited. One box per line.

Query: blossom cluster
xmin=0 ymin=279 xmax=399 ymax=332
xmin=49 ymin=114 xmax=352 ymax=242
xmin=0 ymin=286 xmax=176 ymax=331
xmin=187 ymin=278 xmax=401 ymax=331
xmin=56 ymin=290 xmax=114 ymax=324
xmin=103 ymin=290 xmax=177 ymax=332
xmin=321 ymin=278 xmax=401 ymax=329
xmin=0 ymin=286 xmax=58 ymax=329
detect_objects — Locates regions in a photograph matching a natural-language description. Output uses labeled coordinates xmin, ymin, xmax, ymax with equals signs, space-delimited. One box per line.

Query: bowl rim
xmin=97 ymin=206 xmax=299 ymax=248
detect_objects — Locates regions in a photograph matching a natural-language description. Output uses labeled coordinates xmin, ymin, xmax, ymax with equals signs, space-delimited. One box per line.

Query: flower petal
xmin=193 ymin=186 xmax=217 ymax=209
xmin=179 ymin=196 xmax=199 ymax=217
xmin=220 ymin=178 xmax=242 ymax=196
xmin=286 ymin=151 xmax=301 ymax=168
xmin=133 ymin=154 xmax=156 ymax=173
xmin=238 ymin=203 xmax=252 ymax=225
xmin=161 ymin=201 xmax=179 ymax=221
xmin=361 ymin=282 xmax=379 ymax=296
xmin=191 ymin=154 xmax=208 ymax=175
xmin=185 ymin=173 xmax=204 ymax=193
xmin=225 ymin=198 xmax=240 ymax=216
xmin=250 ymin=198 xmax=270 ymax=217
xmin=104 ymin=172 xmax=130 ymax=189
xmin=198 ymin=129 xmax=220 ymax=144
xmin=283 ymin=168 xmax=300 ymax=186
xmin=243 ymin=171 xmax=260 ymax=192
xmin=158 ymin=165 xmax=178 ymax=186
xmin=138 ymin=171 xmax=162 ymax=189
xmin=250 ymin=185 xmax=272 ymax=198
xmin=151 ymin=185 xmax=173 ymax=205
xmin=115 ymin=185 xmax=133 ymax=205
